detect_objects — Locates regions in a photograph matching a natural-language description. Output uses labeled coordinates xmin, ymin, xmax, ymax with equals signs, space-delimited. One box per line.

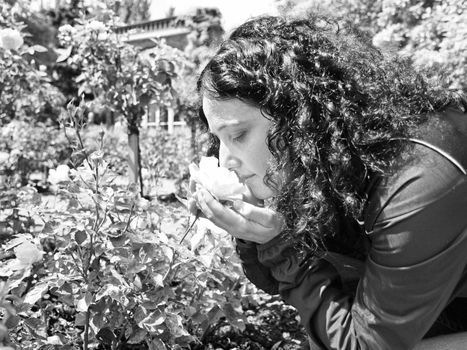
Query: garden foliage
xmin=277 ymin=0 xmax=467 ymax=94
xmin=0 ymin=102 xmax=256 ymax=349
xmin=0 ymin=2 xmax=65 ymax=125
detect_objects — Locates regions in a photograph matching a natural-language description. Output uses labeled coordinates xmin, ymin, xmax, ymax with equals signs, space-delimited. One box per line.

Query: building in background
xmin=114 ymin=16 xmax=191 ymax=134
xmin=115 ymin=8 xmax=223 ymax=134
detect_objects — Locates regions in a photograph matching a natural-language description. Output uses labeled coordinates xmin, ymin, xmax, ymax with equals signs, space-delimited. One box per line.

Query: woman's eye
xmin=232 ymin=131 xmax=247 ymax=143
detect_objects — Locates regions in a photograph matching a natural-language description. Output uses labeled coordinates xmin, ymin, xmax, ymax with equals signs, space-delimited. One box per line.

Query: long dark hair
xmin=197 ymin=14 xmax=465 ymax=256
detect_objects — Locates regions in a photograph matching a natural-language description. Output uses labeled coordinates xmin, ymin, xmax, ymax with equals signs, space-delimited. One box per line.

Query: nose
xmin=219 ymin=142 xmax=240 ymax=170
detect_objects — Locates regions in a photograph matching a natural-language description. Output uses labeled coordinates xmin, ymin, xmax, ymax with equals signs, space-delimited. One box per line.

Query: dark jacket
xmin=236 ymin=108 xmax=467 ymax=350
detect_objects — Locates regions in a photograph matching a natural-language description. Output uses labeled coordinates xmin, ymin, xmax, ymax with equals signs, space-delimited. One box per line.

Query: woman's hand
xmin=188 ymin=185 xmax=285 ymax=244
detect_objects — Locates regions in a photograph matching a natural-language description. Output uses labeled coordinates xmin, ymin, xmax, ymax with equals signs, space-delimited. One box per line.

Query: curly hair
xmin=197 ymin=14 xmax=466 ymax=256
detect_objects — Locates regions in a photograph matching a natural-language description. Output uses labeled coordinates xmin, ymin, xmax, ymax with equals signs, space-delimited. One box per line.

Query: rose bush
xmin=0 ymin=104 xmax=258 ymax=350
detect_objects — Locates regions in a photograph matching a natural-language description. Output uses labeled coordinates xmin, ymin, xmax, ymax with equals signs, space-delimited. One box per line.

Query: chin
xmin=249 ymin=186 xmax=275 ymax=201
xmin=245 ymin=177 xmax=275 ymax=200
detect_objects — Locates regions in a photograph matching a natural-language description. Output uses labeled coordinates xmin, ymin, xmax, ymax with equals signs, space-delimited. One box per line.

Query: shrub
xmin=0 ymin=105 xmax=253 ymax=350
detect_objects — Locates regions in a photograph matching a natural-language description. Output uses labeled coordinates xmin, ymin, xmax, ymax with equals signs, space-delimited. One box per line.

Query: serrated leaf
xmin=23 ymin=282 xmax=48 ymax=305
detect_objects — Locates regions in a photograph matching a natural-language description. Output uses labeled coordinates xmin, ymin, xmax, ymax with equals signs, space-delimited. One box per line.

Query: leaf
xmin=75 ymin=312 xmax=87 ymax=326
xmin=75 ymin=230 xmax=87 ymax=245
xmin=24 ymin=318 xmax=47 ymax=339
xmin=223 ymin=303 xmax=245 ymax=331
xmin=23 ymin=282 xmax=48 ymax=305
xmin=134 ymin=274 xmax=143 ymax=289
xmin=90 ymin=298 xmax=107 ymax=313
xmin=137 ymin=309 xmax=165 ymax=333
xmin=46 ymin=335 xmax=63 ymax=345
xmin=56 ymin=46 xmax=73 ymax=62
xmin=4 ymin=315 xmax=20 ymax=329
xmin=190 ymin=310 xmax=207 ymax=324
xmin=2 ymin=235 xmax=32 ymax=250
xmin=32 ymin=45 xmax=48 ymax=53
xmin=152 ymin=273 xmax=164 ymax=288
xmin=147 ymin=338 xmax=167 ymax=350
xmin=127 ymin=327 xmax=148 ymax=344
xmin=96 ymin=327 xmax=116 ymax=345
xmin=165 ymin=314 xmax=188 ymax=337
xmin=42 ymin=221 xmax=60 ymax=234
xmin=75 ymin=292 xmax=92 ymax=312
xmin=207 ymin=305 xmax=223 ymax=325
xmin=190 ymin=229 xmax=205 ymax=251
xmin=271 ymin=341 xmax=283 ymax=350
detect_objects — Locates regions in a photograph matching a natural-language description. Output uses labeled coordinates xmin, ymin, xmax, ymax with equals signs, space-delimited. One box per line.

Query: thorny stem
xmin=179 ymin=213 xmax=200 ymax=244
xmin=83 ymin=307 xmax=91 ymax=350
xmin=163 ymin=214 xmax=200 ymax=284
xmin=122 ymin=204 xmax=135 ymax=235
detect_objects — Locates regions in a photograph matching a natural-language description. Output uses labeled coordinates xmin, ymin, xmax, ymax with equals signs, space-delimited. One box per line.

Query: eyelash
xmin=232 ymin=131 xmax=246 ymax=143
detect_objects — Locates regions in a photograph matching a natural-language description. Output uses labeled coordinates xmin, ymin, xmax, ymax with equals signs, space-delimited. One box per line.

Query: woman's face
xmin=202 ymin=96 xmax=277 ymax=200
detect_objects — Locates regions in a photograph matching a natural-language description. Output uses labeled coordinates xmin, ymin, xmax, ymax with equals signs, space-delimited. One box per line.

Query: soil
xmin=192 ymin=297 xmax=310 ymax=350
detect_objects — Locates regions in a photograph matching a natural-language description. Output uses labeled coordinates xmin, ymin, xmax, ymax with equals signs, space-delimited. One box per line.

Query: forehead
xmin=202 ymin=97 xmax=264 ymax=128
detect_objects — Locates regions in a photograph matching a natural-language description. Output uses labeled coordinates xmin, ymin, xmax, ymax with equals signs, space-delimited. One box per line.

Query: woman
xmin=189 ymin=14 xmax=467 ymax=349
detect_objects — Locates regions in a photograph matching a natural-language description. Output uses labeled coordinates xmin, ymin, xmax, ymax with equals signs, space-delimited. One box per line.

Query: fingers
xmin=232 ymin=200 xmax=283 ymax=229
xmin=194 ymin=189 xmax=283 ymax=244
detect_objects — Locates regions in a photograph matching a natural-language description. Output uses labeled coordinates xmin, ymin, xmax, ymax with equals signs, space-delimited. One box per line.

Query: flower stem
xmin=179 ymin=213 xmax=200 ymax=244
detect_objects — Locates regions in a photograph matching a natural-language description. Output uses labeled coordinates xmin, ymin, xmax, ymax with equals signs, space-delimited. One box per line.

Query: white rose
xmin=87 ymin=20 xmax=106 ymax=32
xmin=14 ymin=241 xmax=43 ymax=265
xmin=189 ymin=156 xmax=247 ymax=201
xmin=0 ymin=28 xmax=24 ymax=51
xmin=48 ymin=164 xmax=70 ymax=184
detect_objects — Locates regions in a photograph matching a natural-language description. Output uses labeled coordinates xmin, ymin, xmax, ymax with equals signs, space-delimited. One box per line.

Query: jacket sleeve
xmin=235 ymin=238 xmax=279 ymax=295
xmin=256 ymin=147 xmax=467 ymax=350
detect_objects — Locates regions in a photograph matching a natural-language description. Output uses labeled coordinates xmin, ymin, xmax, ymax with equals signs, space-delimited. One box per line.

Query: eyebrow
xmin=210 ymin=121 xmax=244 ymax=134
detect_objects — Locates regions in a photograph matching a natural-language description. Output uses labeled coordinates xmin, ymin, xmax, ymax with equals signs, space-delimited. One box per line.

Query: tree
xmin=275 ymin=0 xmax=467 ymax=94
xmin=57 ymin=17 xmax=179 ymax=196
xmin=112 ymin=0 xmax=151 ymax=24
xmin=372 ymin=0 xmax=467 ymax=92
